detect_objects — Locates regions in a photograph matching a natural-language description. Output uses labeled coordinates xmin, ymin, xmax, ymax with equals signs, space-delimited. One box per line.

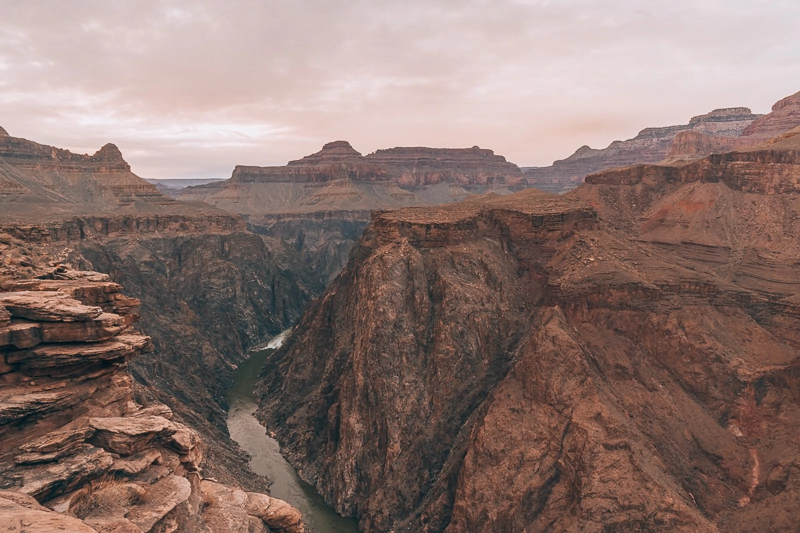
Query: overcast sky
xmin=0 ymin=0 xmax=798 ymax=179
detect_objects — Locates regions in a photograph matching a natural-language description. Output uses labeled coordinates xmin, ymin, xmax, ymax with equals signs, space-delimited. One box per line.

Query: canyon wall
xmin=0 ymin=133 xmax=322 ymax=496
xmin=178 ymin=141 xmax=523 ymax=216
xmin=524 ymin=92 xmax=800 ymax=193
xmin=255 ymin=148 xmax=800 ymax=532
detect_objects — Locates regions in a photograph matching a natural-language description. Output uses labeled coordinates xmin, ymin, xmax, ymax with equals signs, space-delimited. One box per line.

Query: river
xmin=226 ymin=330 xmax=359 ymax=533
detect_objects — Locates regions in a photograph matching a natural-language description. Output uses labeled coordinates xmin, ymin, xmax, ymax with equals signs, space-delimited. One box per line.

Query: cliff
xmin=255 ymin=147 xmax=800 ymax=532
xmin=0 ymin=130 xmax=225 ymax=221
xmin=0 ymin=266 xmax=304 ymax=532
xmin=178 ymin=141 xmax=522 ymax=216
xmin=524 ymin=95 xmax=800 ymax=193
xmin=364 ymin=146 xmax=523 ymax=187
xmin=0 ymin=132 xmax=318 ymax=469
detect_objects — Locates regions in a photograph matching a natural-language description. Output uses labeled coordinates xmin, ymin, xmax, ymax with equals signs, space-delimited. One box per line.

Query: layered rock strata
xmin=0 ymin=130 xmax=220 ymax=220
xmin=256 ymin=145 xmax=800 ymax=532
xmin=178 ymin=141 xmax=523 ymax=216
xmin=0 ymin=271 xmax=304 ymax=532
xmin=524 ymin=93 xmax=800 ymax=193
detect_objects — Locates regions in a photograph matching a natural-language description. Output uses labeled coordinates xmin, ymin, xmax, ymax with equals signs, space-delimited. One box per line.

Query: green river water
xmin=226 ymin=331 xmax=359 ymax=533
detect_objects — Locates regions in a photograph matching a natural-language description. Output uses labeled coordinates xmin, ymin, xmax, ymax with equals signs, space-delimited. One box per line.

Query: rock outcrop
xmin=255 ymin=141 xmax=800 ymax=532
xmin=364 ymin=145 xmax=523 ymax=188
xmin=0 ymin=269 xmax=305 ymax=532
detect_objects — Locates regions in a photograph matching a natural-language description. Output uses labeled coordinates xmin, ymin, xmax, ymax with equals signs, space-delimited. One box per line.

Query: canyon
xmin=0 ymin=262 xmax=305 ymax=532
xmin=3 ymin=90 xmax=800 ymax=533
xmin=255 ymin=132 xmax=800 ymax=531
xmin=0 ymin=130 xmax=322 ymax=530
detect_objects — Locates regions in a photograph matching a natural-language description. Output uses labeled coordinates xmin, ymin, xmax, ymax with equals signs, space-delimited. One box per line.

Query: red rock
xmin=256 ymin=146 xmax=800 ymax=532
xmin=0 ymin=292 xmax=103 ymax=322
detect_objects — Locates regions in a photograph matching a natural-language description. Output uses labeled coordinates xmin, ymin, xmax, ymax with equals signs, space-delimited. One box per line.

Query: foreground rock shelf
xmin=0 ymin=271 xmax=304 ymax=532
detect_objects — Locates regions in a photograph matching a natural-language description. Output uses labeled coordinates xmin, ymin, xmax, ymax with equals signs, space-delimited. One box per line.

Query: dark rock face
xmin=255 ymin=144 xmax=800 ymax=532
xmin=246 ymin=212 xmax=370 ymax=288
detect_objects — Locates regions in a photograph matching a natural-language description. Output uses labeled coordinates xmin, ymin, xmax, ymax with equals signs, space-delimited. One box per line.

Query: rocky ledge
xmin=0 ymin=271 xmax=304 ymax=532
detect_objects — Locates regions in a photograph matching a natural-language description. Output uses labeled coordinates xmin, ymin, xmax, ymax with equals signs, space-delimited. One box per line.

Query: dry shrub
xmin=69 ymin=476 xmax=146 ymax=519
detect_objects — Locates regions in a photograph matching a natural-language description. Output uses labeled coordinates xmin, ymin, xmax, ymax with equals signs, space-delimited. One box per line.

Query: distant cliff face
xmin=0 ymin=131 xmax=207 ymax=220
xmin=178 ymin=141 xmax=523 ymax=216
xmin=364 ymin=146 xmax=523 ymax=187
xmin=255 ymin=145 xmax=800 ymax=532
xmin=525 ymin=93 xmax=800 ymax=194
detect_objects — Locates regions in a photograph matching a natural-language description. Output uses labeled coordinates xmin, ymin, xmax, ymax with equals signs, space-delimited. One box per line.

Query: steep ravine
xmin=227 ymin=330 xmax=359 ymax=533
xmin=1 ymin=219 xmax=327 ymax=490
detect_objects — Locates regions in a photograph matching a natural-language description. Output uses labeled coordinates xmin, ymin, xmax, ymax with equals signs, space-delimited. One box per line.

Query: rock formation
xmin=0 ymin=267 xmax=304 ymax=532
xmin=0 ymin=130 xmax=221 ymax=220
xmin=523 ymin=95 xmax=800 ymax=193
xmin=178 ymin=141 xmax=522 ymax=215
xmin=255 ymin=137 xmax=800 ymax=532
xmin=0 ymin=132 xmax=323 ymax=504
xmin=364 ymin=145 xmax=523 ymax=188
xmin=177 ymin=141 xmax=524 ymax=285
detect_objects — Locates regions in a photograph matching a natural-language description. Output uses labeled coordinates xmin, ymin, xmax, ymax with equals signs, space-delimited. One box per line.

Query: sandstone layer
xmin=256 ymin=142 xmax=800 ymax=532
xmin=0 ymin=268 xmax=304 ymax=532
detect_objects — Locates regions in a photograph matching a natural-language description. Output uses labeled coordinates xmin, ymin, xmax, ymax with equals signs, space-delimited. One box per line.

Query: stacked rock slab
xmin=0 ymin=270 xmax=304 ymax=532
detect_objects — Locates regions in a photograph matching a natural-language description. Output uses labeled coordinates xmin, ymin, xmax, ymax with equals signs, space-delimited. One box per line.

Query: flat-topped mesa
xmin=365 ymin=145 xmax=524 ymax=187
xmin=231 ymin=140 xmax=390 ymax=184
xmin=371 ymin=189 xmax=596 ymax=247
xmin=585 ymin=149 xmax=800 ymax=193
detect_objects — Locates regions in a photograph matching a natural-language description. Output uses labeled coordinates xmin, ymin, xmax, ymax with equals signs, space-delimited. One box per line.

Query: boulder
xmin=111 ymin=449 xmax=162 ymax=476
xmin=245 ymin=492 xmax=305 ymax=533
xmin=89 ymin=416 xmax=174 ymax=455
xmin=124 ymin=475 xmax=190 ymax=532
xmin=162 ymin=425 xmax=199 ymax=454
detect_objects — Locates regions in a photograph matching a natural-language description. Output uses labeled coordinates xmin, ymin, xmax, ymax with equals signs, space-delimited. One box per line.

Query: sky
xmin=0 ymin=0 xmax=798 ymax=179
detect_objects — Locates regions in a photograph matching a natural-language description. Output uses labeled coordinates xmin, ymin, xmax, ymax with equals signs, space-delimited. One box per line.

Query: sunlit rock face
xmin=256 ymin=138 xmax=800 ymax=532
